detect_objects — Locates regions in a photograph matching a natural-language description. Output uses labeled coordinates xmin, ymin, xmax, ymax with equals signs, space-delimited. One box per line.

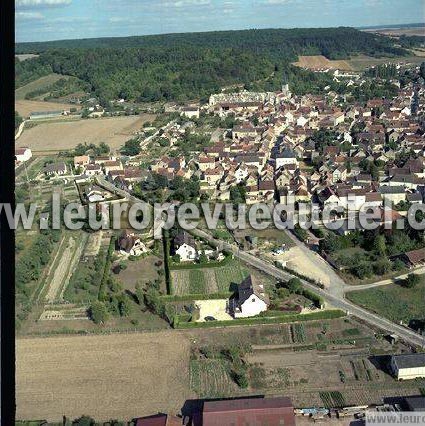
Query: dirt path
xmin=16 ymin=332 xmax=193 ymax=421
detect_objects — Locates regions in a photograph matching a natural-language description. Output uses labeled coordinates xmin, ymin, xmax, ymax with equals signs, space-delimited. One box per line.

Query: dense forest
xmin=15 ymin=27 xmax=411 ymax=103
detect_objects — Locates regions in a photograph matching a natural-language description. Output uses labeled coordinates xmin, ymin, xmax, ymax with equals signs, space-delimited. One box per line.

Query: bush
xmin=287 ymin=278 xmax=303 ymax=294
xmin=89 ymin=301 xmax=109 ymax=324
xmin=403 ymin=273 xmax=420 ymax=288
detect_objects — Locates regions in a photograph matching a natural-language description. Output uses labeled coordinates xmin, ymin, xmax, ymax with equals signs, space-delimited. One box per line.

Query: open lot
xmin=116 ymin=254 xmax=166 ymax=293
xmin=16 ymin=114 xmax=156 ymax=152
xmin=16 ymin=332 xmax=194 ymax=421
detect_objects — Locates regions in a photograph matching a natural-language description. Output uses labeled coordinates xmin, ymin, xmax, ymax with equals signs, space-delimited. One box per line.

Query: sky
xmin=15 ymin=0 xmax=425 ymax=43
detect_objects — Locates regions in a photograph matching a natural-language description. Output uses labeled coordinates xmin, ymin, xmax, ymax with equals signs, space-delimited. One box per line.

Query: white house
xmin=173 ymin=231 xmax=198 ymax=262
xmin=275 ymin=149 xmax=298 ymax=168
xmin=231 ymin=275 xmax=268 ymax=318
xmin=15 ymin=147 xmax=32 ymax=163
xmin=181 ymin=106 xmax=200 ymax=119
xmin=390 ymin=353 xmax=425 ymax=380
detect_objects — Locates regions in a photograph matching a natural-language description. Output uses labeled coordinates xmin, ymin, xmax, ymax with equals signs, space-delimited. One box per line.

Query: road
xmin=192 ymin=228 xmax=425 ymax=349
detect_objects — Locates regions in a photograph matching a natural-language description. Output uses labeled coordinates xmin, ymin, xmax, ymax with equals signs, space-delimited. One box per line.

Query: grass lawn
xmin=346 ymin=275 xmax=425 ymax=325
xmin=189 ymin=269 xmax=207 ymax=294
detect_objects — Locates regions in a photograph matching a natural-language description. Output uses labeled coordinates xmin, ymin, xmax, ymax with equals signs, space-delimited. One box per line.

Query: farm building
xmin=390 ymin=353 xmax=425 ymax=380
xmin=181 ymin=106 xmax=200 ymax=119
xmin=44 ymin=162 xmax=67 ymax=176
xmin=200 ymin=396 xmax=295 ymax=426
xmin=135 ymin=413 xmax=181 ymax=426
xmin=15 ymin=147 xmax=32 ymax=163
xmin=404 ymin=396 xmax=425 ymax=412
xmin=230 ymin=275 xmax=269 ymax=318
xmin=29 ymin=110 xmax=66 ymax=120
xmin=399 ymin=249 xmax=425 ymax=268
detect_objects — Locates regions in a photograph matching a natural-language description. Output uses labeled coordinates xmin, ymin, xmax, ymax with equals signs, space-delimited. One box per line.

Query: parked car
xmin=204 ymin=316 xmax=216 ymax=321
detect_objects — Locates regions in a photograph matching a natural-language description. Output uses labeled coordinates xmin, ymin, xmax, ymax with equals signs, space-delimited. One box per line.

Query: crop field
xmin=346 ymin=275 xmax=425 ymax=325
xmin=320 ymin=391 xmax=346 ymax=408
xmin=171 ymin=260 xmax=249 ymax=295
xmin=190 ymin=359 xmax=237 ymax=398
xmin=16 ymin=331 xmax=193 ymax=422
xmin=293 ymin=55 xmax=353 ymax=71
xmin=16 ymin=114 xmax=156 ymax=152
xmin=15 ymin=73 xmax=69 ymax=100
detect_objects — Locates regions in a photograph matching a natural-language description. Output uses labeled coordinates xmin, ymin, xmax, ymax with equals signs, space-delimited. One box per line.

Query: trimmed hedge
xmin=173 ymin=309 xmax=346 ymax=329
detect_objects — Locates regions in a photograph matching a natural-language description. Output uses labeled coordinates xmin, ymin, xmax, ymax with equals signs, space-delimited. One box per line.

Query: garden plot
xmin=171 ymin=260 xmax=249 ymax=296
xmin=42 ymin=232 xmax=88 ymax=303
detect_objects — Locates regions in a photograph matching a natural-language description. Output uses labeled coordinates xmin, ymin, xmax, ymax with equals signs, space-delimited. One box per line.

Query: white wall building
xmin=390 ymin=354 xmax=425 ymax=380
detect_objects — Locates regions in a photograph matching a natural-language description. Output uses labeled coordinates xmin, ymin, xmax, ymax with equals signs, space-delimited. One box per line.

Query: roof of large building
xmin=392 ymin=353 xmax=425 ymax=369
xmin=202 ymin=397 xmax=295 ymax=426
xmin=405 ymin=396 xmax=425 ymax=412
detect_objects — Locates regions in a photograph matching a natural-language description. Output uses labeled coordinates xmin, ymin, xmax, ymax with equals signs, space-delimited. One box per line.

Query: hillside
xmin=15 ymin=27 xmax=411 ymax=104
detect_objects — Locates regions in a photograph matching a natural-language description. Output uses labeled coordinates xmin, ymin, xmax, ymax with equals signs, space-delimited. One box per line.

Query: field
xmin=293 ymin=55 xmax=353 ymax=71
xmin=15 ymin=99 xmax=81 ymax=118
xmin=346 ymin=275 xmax=425 ymax=325
xmin=116 ymin=254 xmax=166 ymax=293
xmin=16 ymin=53 xmax=40 ymax=61
xmin=16 ymin=114 xmax=156 ymax=152
xmin=363 ymin=27 xmax=425 ymax=37
xmin=15 ymin=73 xmax=69 ymax=100
xmin=293 ymin=54 xmax=425 ymax=72
xmin=170 ymin=260 xmax=251 ymax=295
xmin=16 ymin=317 xmax=423 ymax=421
xmin=16 ymin=332 xmax=194 ymax=421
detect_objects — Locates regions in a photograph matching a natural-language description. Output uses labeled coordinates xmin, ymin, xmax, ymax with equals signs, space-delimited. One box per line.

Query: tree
xmin=89 ymin=301 xmax=108 ymax=324
xmin=172 ymin=254 xmax=181 ymax=263
xmin=403 ymin=273 xmax=420 ymax=288
xmin=73 ymin=416 xmax=95 ymax=426
xmin=373 ymin=235 xmax=386 ymax=256
xmin=121 ymin=137 xmax=141 ymax=156
xmin=287 ymin=278 xmax=302 ymax=294
xmin=118 ymin=295 xmax=132 ymax=317
xmin=199 ymin=251 xmax=208 ymax=264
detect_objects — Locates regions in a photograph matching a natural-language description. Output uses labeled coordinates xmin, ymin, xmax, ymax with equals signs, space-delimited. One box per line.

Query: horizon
xmin=14 ymin=22 xmax=425 ymax=46
xmin=15 ymin=0 xmax=424 ymax=43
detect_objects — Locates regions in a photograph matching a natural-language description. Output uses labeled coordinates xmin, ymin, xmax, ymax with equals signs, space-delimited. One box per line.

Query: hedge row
xmin=98 ymin=235 xmax=116 ymax=301
xmin=284 ymin=266 xmax=325 ymax=289
xmin=162 ymin=233 xmax=173 ymax=295
xmin=160 ymin=292 xmax=233 ymax=302
xmin=173 ymin=309 xmax=346 ymax=329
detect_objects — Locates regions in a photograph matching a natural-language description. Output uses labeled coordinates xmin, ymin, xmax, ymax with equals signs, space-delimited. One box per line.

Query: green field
xmin=171 ymin=259 xmax=250 ymax=295
xmin=15 ymin=73 xmax=67 ymax=100
xmin=190 ymin=359 xmax=236 ymax=398
xmin=346 ymin=275 xmax=425 ymax=325
xmin=347 ymin=54 xmax=425 ymax=71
